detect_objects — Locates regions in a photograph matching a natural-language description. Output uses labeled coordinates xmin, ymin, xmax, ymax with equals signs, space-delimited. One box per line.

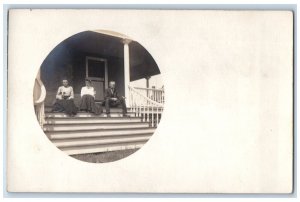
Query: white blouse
xmin=56 ymin=86 xmax=74 ymax=99
xmin=81 ymin=86 xmax=96 ymax=97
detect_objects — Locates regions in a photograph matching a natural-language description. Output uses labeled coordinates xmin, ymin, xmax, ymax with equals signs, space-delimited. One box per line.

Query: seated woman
xmin=52 ymin=79 xmax=78 ymax=116
xmin=79 ymin=79 xmax=102 ymax=115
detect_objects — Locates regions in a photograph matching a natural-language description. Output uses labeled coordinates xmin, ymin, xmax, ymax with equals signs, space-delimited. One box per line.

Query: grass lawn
xmin=71 ymin=149 xmax=139 ymax=163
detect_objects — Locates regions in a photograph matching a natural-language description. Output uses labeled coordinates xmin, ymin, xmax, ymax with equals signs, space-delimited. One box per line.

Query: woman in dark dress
xmin=52 ymin=79 xmax=78 ymax=116
xmin=79 ymin=79 xmax=102 ymax=115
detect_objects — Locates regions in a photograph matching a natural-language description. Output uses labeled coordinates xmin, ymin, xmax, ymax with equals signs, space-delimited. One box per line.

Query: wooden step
xmin=45 ymin=106 xmax=163 ymax=114
xmin=45 ymin=112 xmax=135 ymax=118
xmin=45 ymin=117 xmax=142 ymax=124
xmin=53 ymin=134 xmax=152 ymax=148
xmin=45 ymin=106 xmax=133 ymax=113
xmin=43 ymin=122 xmax=150 ymax=132
xmin=62 ymin=141 xmax=147 ymax=155
xmin=46 ymin=127 xmax=156 ymax=140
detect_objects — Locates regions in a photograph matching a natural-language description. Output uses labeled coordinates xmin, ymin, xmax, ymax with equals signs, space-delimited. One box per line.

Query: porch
xmin=33 ymin=30 xmax=164 ymax=157
xmin=39 ymin=30 xmax=162 ymax=106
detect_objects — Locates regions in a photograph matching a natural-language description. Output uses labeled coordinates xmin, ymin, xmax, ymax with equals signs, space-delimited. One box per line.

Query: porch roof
xmin=92 ymin=30 xmax=132 ymax=40
xmin=63 ymin=31 xmax=160 ymax=81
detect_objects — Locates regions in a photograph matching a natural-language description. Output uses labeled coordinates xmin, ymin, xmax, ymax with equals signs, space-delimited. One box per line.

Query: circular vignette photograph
xmin=33 ymin=30 xmax=164 ymax=163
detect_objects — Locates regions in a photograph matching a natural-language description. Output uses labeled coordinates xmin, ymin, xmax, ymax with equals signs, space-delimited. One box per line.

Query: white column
xmin=123 ymin=38 xmax=131 ymax=106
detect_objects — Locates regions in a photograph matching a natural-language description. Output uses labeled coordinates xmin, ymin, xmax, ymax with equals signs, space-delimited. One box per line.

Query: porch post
xmin=145 ymin=76 xmax=151 ymax=97
xmin=123 ymin=38 xmax=131 ymax=106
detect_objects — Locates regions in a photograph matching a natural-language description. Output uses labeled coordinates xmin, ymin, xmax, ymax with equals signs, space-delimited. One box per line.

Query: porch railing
xmin=132 ymin=87 xmax=165 ymax=104
xmin=33 ymin=78 xmax=46 ymax=127
xmin=128 ymin=85 xmax=164 ymax=127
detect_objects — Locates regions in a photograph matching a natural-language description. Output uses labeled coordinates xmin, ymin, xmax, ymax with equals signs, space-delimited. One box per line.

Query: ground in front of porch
xmin=71 ymin=148 xmax=139 ymax=163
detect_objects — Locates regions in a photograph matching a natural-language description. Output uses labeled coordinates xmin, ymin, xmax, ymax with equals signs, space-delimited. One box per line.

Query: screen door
xmin=85 ymin=57 xmax=108 ymax=101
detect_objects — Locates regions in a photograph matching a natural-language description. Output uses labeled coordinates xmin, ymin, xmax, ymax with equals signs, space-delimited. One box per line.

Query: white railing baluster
xmin=128 ymin=85 xmax=163 ymax=127
xmin=144 ymin=101 xmax=146 ymax=122
xmin=151 ymin=106 xmax=154 ymax=127
xmin=146 ymin=100 xmax=148 ymax=123
xmin=131 ymin=87 xmax=164 ymax=104
xmin=139 ymin=97 xmax=141 ymax=118
xmin=129 ymin=88 xmax=132 ymax=112
xmin=145 ymin=104 xmax=147 ymax=123
xmin=158 ymin=91 xmax=161 ymax=103
xmin=147 ymin=103 xmax=149 ymax=126
xmin=157 ymin=107 xmax=159 ymax=127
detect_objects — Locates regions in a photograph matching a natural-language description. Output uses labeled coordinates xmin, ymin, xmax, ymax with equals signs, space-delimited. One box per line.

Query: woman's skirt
xmin=80 ymin=95 xmax=102 ymax=115
xmin=52 ymin=99 xmax=78 ymax=116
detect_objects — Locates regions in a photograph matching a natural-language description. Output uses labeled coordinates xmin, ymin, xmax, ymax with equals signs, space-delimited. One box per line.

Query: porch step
xmin=45 ymin=112 xmax=135 ymax=118
xmin=45 ymin=117 xmax=142 ymax=124
xmin=52 ymin=134 xmax=152 ymax=148
xmin=64 ymin=141 xmax=147 ymax=155
xmin=46 ymin=127 xmax=156 ymax=140
xmin=45 ymin=105 xmax=134 ymax=113
xmin=43 ymin=122 xmax=150 ymax=132
xmin=43 ymin=109 xmax=156 ymax=156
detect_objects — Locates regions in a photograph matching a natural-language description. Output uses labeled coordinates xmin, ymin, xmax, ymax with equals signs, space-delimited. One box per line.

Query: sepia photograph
xmin=34 ymin=30 xmax=164 ymax=163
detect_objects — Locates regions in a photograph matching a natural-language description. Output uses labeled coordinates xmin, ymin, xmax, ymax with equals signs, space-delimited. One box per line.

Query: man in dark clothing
xmin=104 ymin=81 xmax=128 ymax=117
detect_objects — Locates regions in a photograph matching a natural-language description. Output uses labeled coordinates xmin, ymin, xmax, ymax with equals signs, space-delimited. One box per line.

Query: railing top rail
xmin=129 ymin=85 xmax=164 ymax=107
xmin=34 ymin=78 xmax=47 ymax=105
xmin=132 ymin=87 xmax=164 ymax=92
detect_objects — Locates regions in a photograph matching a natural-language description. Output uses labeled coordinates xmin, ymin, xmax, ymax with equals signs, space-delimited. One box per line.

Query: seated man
xmin=104 ymin=81 xmax=128 ymax=117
